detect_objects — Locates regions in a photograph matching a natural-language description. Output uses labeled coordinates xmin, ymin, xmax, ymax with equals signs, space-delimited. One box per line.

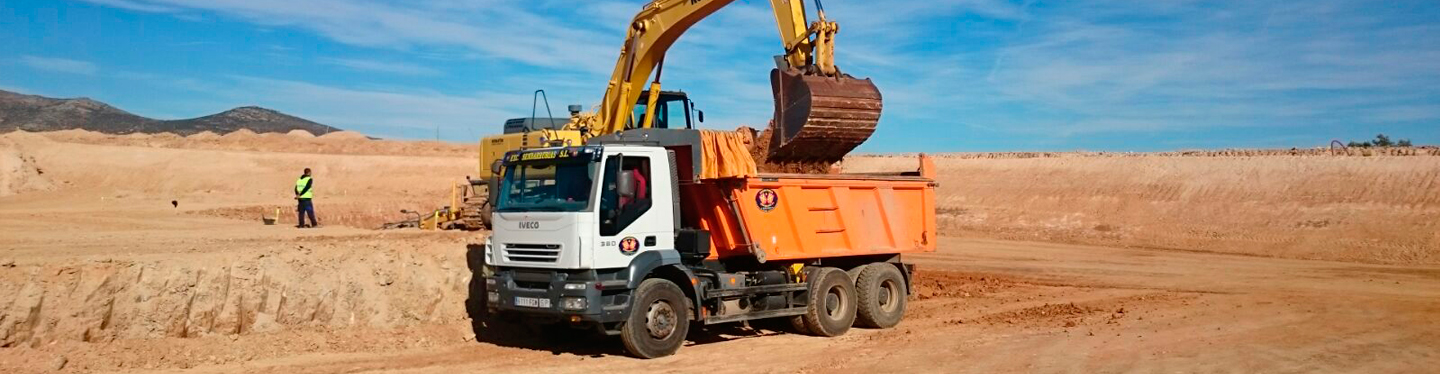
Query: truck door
xmin=595 ymin=151 xmax=674 ymax=268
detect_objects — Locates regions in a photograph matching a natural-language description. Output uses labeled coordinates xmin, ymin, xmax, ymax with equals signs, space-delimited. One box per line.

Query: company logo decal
xmin=756 ymin=188 xmax=779 ymax=212
xmin=619 ymin=236 xmax=641 ymax=255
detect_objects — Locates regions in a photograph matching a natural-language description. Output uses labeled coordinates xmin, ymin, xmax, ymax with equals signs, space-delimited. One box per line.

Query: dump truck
xmin=481 ymin=129 xmax=935 ymax=358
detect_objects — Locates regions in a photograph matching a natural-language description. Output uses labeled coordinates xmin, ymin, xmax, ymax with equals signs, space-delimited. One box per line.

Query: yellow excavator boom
xmin=573 ymin=0 xmax=882 ymax=163
xmin=462 ymin=0 xmax=884 ymax=230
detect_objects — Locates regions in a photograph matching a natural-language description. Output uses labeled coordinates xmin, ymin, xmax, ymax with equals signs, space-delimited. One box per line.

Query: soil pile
xmin=286 ymin=129 xmax=316 ymax=138
xmin=318 ymin=131 xmax=369 ymax=140
xmin=846 ymin=152 xmax=1440 ymax=264
xmin=0 ymin=142 xmax=54 ymax=197
xmin=221 ymin=129 xmax=259 ymax=140
xmin=745 ymin=125 xmax=835 ymax=174
xmin=27 ymin=129 xmax=471 ymax=157
xmin=0 ymin=232 xmax=473 ymax=349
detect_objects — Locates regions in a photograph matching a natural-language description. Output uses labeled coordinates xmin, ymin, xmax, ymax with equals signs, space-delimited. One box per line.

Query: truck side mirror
xmin=616 ymin=171 xmax=635 ymax=198
xmin=697 ymin=110 xmax=704 ymax=123
xmin=490 ymin=160 xmax=503 ymax=175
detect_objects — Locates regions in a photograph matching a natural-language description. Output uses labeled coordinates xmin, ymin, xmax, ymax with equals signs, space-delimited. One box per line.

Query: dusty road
xmin=10 ymin=235 xmax=1428 ymax=373
xmin=222 ymin=239 xmax=1440 ymax=373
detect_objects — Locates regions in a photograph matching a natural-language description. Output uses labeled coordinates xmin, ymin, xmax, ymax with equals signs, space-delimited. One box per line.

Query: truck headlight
xmin=486 ymin=278 xmax=497 ymax=287
xmin=563 ymin=283 xmax=587 ymax=291
xmin=487 ymin=291 xmax=499 ymax=303
xmin=562 ymin=297 xmax=588 ymax=310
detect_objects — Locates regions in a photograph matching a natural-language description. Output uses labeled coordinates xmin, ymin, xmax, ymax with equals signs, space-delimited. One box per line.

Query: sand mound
xmin=286 ymin=129 xmax=317 ymax=138
xmin=318 ymin=130 xmax=368 ymax=140
xmin=221 ymin=129 xmax=259 ymax=140
xmin=845 ymin=153 xmax=1440 ymax=264
xmin=0 ymin=140 xmax=55 ymax=197
xmin=151 ymin=132 xmax=182 ymax=140
xmin=19 ymin=128 xmax=470 ymax=158
xmin=42 ymin=129 xmax=105 ymax=140
xmin=0 ymin=130 xmax=52 ymax=143
xmin=0 ymin=236 xmax=471 ymax=347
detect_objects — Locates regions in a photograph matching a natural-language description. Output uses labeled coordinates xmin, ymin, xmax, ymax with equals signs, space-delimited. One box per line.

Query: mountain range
xmin=0 ymin=89 xmax=341 ymax=135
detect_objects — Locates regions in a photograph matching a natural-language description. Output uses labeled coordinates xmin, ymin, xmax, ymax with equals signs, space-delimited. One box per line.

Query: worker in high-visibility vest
xmin=295 ymin=168 xmax=319 ymax=228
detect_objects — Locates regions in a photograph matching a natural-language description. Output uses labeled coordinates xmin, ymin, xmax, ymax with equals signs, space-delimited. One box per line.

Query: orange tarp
xmin=698 ymin=130 xmax=758 ymax=179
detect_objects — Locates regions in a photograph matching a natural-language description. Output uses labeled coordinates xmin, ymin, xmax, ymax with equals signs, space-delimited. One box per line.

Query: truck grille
xmin=503 ymin=243 xmax=561 ymax=263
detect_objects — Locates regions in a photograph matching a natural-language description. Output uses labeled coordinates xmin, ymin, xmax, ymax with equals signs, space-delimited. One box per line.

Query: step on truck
xmin=481 ymin=129 xmax=936 ymax=358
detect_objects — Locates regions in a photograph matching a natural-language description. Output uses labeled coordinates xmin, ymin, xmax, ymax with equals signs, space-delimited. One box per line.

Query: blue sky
xmin=2 ymin=0 xmax=1437 ymax=152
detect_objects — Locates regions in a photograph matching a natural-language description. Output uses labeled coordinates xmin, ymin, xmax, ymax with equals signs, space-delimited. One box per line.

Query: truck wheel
xmin=479 ymin=201 xmax=492 ymax=230
xmin=788 ymin=315 xmax=811 ymax=335
xmin=855 ymin=263 xmax=907 ymax=328
xmin=621 ymin=278 xmax=690 ymax=358
xmin=801 ymin=268 xmax=857 ymax=337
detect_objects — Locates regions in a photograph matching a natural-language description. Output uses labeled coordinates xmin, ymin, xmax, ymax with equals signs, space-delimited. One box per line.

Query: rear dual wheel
xmin=855 ymin=263 xmax=907 ymax=328
xmin=799 ymin=267 xmax=857 ymax=337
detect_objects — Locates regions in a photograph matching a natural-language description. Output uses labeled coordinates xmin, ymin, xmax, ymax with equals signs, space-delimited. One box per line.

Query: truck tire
xmin=801 ymin=267 xmax=857 ymax=337
xmin=788 ymin=315 xmax=811 ymax=335
xmin=621 ymin=278 xmax=690 ymax=358
xmin=855 ymin=263 xmax=907 ymax=328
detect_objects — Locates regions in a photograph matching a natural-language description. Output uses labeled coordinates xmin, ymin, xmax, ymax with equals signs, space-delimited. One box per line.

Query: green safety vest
xmin=295 ymin=176 xmax=314 ymax=199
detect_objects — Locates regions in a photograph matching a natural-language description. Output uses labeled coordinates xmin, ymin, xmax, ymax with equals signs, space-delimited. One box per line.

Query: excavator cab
xmin=629 ymin=90 xmax=698 ymax=130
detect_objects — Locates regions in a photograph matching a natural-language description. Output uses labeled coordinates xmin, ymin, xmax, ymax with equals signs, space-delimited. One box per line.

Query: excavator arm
xmin=577 ymin=0 xmax=882 ymax=163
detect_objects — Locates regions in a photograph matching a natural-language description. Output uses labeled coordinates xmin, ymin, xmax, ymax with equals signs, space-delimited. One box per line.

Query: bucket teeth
xmin=767 ymin=68 xmax=883 ymax=163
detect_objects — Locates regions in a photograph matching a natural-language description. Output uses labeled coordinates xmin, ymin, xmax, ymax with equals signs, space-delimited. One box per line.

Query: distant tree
xmin=1347 ymin=141 xmax=1371 ymax=148
xmin=1373 ymin=134 xmax=1393 ymax=147
xmin=1397 ymin=139 xmax=1413 ymax=147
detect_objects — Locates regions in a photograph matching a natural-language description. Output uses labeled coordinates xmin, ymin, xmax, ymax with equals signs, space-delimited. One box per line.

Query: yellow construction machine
xmin=457 ymin=0 xmax=883 ymax=229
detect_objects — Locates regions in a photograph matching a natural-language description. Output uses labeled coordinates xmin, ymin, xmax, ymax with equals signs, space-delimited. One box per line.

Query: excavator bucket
xmin=767 ymin=68 xmax=883 ymax=163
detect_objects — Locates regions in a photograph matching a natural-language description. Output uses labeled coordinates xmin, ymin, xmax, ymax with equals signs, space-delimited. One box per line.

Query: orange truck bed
xmin=680 ymin=156 xmax=937 ymax=262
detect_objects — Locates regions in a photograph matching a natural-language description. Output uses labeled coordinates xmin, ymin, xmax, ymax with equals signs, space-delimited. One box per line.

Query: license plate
xmin=514 ymin=296 xmax=551 ymax=309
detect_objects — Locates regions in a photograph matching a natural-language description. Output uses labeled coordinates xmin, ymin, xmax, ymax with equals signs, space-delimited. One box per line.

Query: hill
xmin=0 ymin=89 xmax=341 ymax=135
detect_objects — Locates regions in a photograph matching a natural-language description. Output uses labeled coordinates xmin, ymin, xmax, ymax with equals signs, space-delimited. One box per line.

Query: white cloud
xmin=858 ymin=0 xmax=1440 ymax=138
xmin=19 ymin=55 xmax=99 ymax=75
xmin=319 ymin=58 xmax=443 ymax=76
xmin=77 ymin=0 xmax=619 ymax=73
xmin=79 ymin=0 xmax=180 ymax=13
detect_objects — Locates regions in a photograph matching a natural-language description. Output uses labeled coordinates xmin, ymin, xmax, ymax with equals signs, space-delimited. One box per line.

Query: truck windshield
xmin=495 ymin=159 xmax=597 ymax=212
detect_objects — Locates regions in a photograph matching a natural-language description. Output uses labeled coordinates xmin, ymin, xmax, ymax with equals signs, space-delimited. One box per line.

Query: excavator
xmin=452 ymin=0 xmax=883 ymax=230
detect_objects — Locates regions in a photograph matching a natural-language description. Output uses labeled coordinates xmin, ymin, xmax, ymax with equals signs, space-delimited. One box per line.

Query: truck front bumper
xmin=486 ymin=268 xmax=633 ymax=327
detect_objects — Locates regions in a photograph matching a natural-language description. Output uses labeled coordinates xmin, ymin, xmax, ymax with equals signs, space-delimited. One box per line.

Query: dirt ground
xmin=2 ymin=130 xmax=1438 ymax=373
xmin=845 ymin=152 xmax=1440 ymax=265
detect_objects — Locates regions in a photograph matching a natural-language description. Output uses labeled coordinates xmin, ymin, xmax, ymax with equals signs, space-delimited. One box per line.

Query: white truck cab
xmin=484 ymin=145 xmax=692 ymax=336
xmin=488 ymin=145 xmax=676 ymax=270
